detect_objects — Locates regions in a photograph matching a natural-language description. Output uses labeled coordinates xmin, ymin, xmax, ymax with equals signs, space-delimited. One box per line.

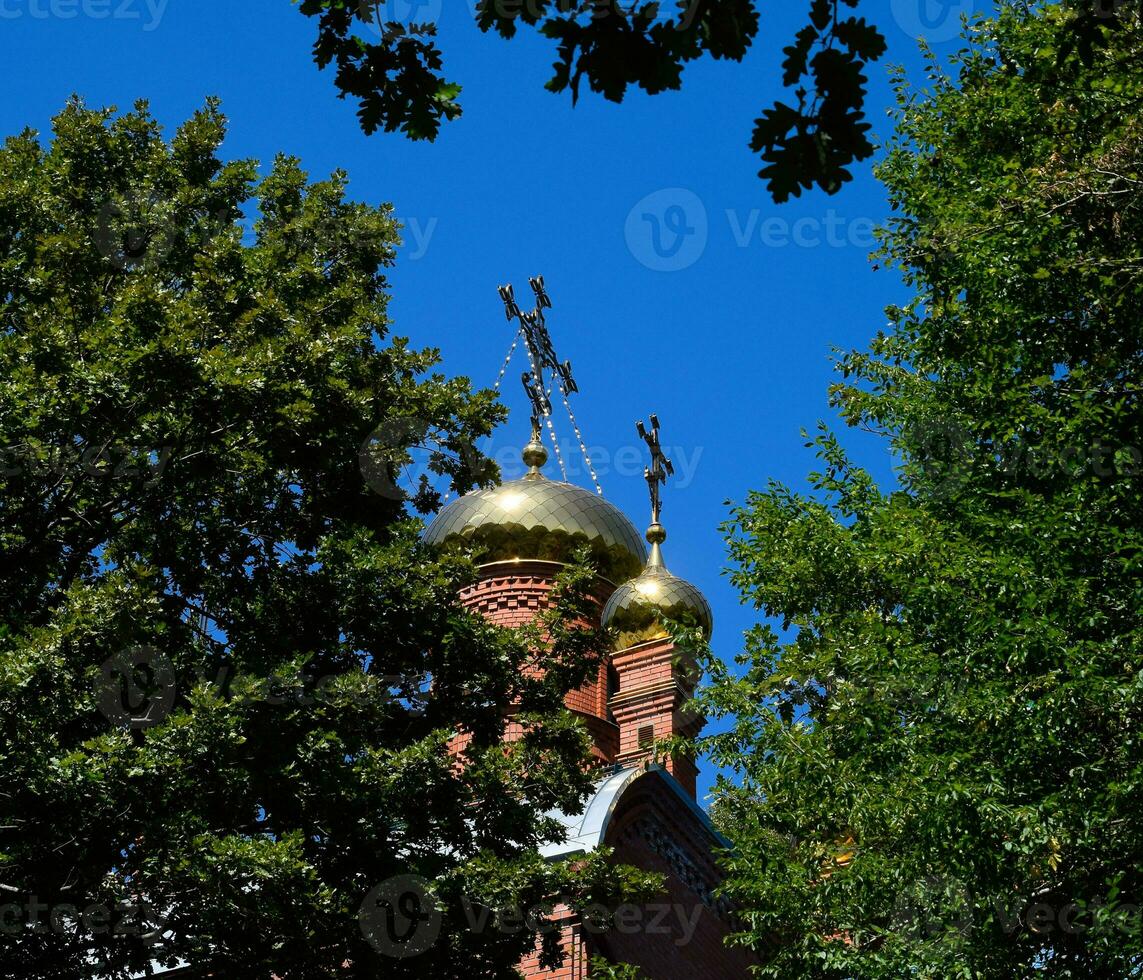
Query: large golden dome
xmin=422 ymin=438 xmax=647 ymax=583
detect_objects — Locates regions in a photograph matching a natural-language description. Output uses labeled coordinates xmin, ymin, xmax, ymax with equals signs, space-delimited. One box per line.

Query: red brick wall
xmin=450 ymin=560 xmax=618 ymax=764
xmin=609 ymin=638 xmax=704 ymax=797
xmin=517 ymin=910 xmax=590 ymax=980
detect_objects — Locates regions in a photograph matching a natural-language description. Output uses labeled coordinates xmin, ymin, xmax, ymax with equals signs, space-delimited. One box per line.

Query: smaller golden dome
xmin=601 ymin=523 xmax=713 ymax=648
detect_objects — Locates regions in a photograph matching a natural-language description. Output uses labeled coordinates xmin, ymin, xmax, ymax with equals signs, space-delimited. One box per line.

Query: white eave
xmin=539 ymin=763 xmax=729 ymax=860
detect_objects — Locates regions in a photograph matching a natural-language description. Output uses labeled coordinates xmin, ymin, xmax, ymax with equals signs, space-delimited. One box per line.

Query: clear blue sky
xmin=2 ymin=0 xmax=985 ymax=800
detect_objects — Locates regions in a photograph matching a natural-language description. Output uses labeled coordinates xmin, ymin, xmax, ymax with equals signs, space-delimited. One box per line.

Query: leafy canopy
xmin=700 ymin=4 xmax=1143 ymax=977
xmin=293 ymin=0 xmax=1137 ymax=202
xmin=0 ymin=99 xmax=655 ymax=979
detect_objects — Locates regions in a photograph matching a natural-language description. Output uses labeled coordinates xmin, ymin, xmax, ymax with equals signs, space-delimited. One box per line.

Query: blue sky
xmin=1 ymin=0 xmax=986 ymax=799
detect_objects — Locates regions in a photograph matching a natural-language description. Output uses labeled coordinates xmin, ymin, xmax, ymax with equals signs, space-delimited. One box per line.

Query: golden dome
xmin=422 ymin=437 xmax=647 ymax=583
xmin=601 ymin=523 xmax=713 ymax=647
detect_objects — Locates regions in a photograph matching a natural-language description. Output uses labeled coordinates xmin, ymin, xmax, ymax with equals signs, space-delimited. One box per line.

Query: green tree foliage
xmin=297 ymin=0 xmax=887 ymax=201
xmin=700 ymin=4 xmax=1143 ymax=976
xmin=0 ymin=99 xmax=656 ymax=979
xmin=293 ymin=1 xmax=1138 ymax=203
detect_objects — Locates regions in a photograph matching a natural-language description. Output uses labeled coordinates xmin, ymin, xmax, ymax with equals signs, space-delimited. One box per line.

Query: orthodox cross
xmin=499 ymin=276 xmax=579 ymax=435
xmin=495 ymin=276 xmax=601 ymax=493
xmin=636 ymin=414 xmax=674 ymax=524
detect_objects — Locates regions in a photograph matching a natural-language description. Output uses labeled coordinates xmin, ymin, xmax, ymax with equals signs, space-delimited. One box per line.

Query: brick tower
xmin=422 ymin=425 xmax=756 ymax=979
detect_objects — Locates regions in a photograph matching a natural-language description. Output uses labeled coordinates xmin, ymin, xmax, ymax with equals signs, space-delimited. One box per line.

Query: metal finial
xmin=645 ymin=521 xmax=667 ymax=570
xmin=529 ymin=275 xmax=552 ymax=311
xmin=505 ymin=279 xmax=579 ymax=403
xmin=498 ymin=283 xmax=521 ymax=321
xmin=522 ymin=417 xmax=548 ymax=476
xmin=636 ymin=413 xmax=675 ymax=527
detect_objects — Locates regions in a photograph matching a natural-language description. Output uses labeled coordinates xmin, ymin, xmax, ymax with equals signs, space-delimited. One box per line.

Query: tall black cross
xmin=636 ymin=414 xmax=674 ymax=525
xmin=498 ymin=276 xmax=579 ymax=437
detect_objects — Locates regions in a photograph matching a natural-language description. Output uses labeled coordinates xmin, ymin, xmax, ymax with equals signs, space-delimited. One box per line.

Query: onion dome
xmin=601 ymin=522 xmax=713 ymax=648
xmin=423 ymin=435 xmax=647 ymax=583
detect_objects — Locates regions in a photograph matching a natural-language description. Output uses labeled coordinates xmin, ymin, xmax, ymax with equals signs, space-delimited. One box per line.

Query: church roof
xmin=422 ymin=436 xmax=647 ymax=583
xmin=539 ymin=764 xmax=728 ymax=860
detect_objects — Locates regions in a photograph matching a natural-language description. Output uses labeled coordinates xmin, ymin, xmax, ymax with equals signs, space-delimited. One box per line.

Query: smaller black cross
xmin=636 ymin=414 xmax=674 ymax=524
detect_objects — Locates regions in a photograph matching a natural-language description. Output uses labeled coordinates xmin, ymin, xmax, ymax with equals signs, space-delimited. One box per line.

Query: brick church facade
xmin=423 ymin=431 xmax=757 ymax=979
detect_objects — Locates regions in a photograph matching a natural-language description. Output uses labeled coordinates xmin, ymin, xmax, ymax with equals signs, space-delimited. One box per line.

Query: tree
xmin=699 ymin=3 xmax=1143 ymax=976
xmin=293 ymin=0 xmax=1136 ymax=203
xmin=0 ymin=99 xmax=654 ymax=979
